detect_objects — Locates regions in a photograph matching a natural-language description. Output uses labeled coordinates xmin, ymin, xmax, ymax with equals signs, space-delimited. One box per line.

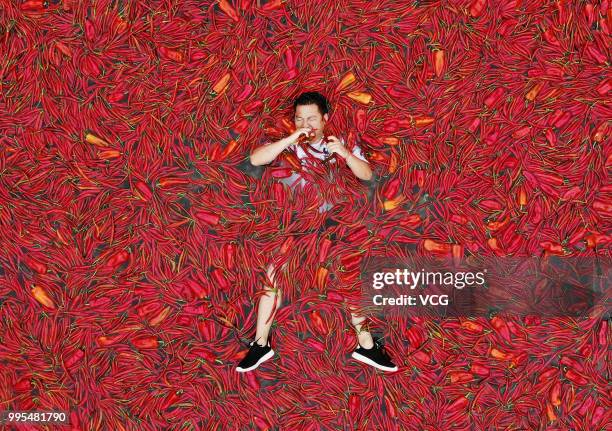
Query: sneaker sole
xmin=236 ymin=349 xmax=275 ymax=373
xmin=351 ymin=352 xmax=398 ymax=372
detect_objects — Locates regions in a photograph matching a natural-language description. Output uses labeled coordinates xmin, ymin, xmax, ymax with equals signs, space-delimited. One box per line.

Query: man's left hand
xmin=325 ymin=136 xmax=350 ymax=159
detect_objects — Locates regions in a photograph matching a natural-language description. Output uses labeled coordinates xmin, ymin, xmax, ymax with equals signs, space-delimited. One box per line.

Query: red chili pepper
xmin=490 ymin=316 xmax=511 ymax=342
xmin=310 ymin=310 xmax=327 ymax=334
xmin=346 ymin=226 xmax=369 ymax=243
xmin=197 ymin=319 xmax=215 ymax=339
xmin=20 ymin=0 xmax=45 ymax=11
xmin=315 ymin=266 xmax=329 ymax=290
xmin=271 ymin=167 xmax=293 ymax=178
xmin=542 ymin=26 xmax=560 ymax=46
xmin=359 ymin=133 xmax=383 ymax=149
xmin=196 ymin=348 xmax=216 ymax=362
xmin=161 ymin=390 xmax=181 ymax=410
xmin=283 ymin=152 xmax=302 ymax=171
xmin=212 ymin=72 xmax=231 ymax=96
xmin=84 ymin=18 xmax=95 ymax=41
xmin=406 ymin=326 xmax=424 ymax=348
xmin=105 ymin=249 xmax=130 ymax=269
xmin=340 ymin=251 xmax=363 ymax=271
xmin=578 ymin=395 xmax=593 ymax=416
xmin=593 ymin=199 xmax=612 ymax=213
xmin=490 ymin=347 xmax=511 ymax=360
xmin=412 ymin=350 xmax=430 ymax=363
xmin=450 ymin=214 xmax=468 ymax=224
xmin=469 ymin=0 xmax=486 ymax=17
xmin=423 ymin=239 xmax=451 ymax=255
xmin=279 ymin=236 xmax=294 ymax=254
xmin=467 ymin=116 xmax=481 ymax=133
xmin=158 ymin=46 xmax=184 ymax=62
xmin=235 ymin=84 xmax=253 ymax=102
xmin=97 ymin=149 xmax=121 ymax=159
xmin=325 ymin=290 xmax=344 ymax=302
xmin=278 ymin=117 xmax=295 ymax=134
xmin=137 ymin=301 xmax=162 ymax=319
xmin=195 ymin=210 xmax=220 ymax=226
xmin=14 ymin=377 xmax=32 ymax=391
xmin=232 ymin=118 xmax=250 ymax=135
xmin=537 ymin=367 xmax=559 ymax=384
xmin=185 ymin=279 xmax=209 ymax=300
xmin=543 ymin=129 xmax=556 ymax=147
xmin=241 ymin=100 xmax=264 ymax=115
xmin=220 ymin=139 xmax=239 ymax=158
xmin=447 ymin=396 xmax=469 ymax=413
xmin=306 ymin=338 xmax=325 ymax=352
xmin=246 ymin=373 xmax=260 ymax=391
xmin=478 ymin=199 xmax=503 ymax=211
xmin=217 ymin=0 xmax=240 ymax=22
xmin=553 ymin=111 xmax=572 ymax=128
xmin=253 ymin=415 xmax=271 ymax=431
xmin=559 ymin=356 xmax=584 ymax=373
xmin=383 ymin=120 xmax=398 ymax=133
xmin=64 ymin=349 xmax=84 ymax=368
xmin=260 ymin=0 xmax=283 ymax=12
xmin=549 ymin=381 xmax=561 ymax=406
xmin=449 ymin=371 xmax=474 ymax=384
xmin=222 ymin=243 xmax=235 ymax=268
xmin=382 ymin=177 xmax=400 ymax=199
xmin=598 ymin=320 xmax=608 ymax=346
xmin=157 ymin=176 xmax=190 ymax=188
xmin=283 ymin=46 xmax=296 ymax=69
xmin=591 ymin=405 xmax=605 ymax=427
xmin=399 ymin=214 xmax=421 ymax=228
xmin=511 ymin=126 xmax=531 ymax=139
xmin=545 ymin=401 xmax=557 ymax=421
xmin=384 ymin=395 xmax=398 ymax=418
xmin=211 ymin=268 xmax=230 ymax=290
xmin=355 ymin=109 xmax=367 ymax=132
xmin=318 ymin=238 xmax=333 ymax=263
xmin=461 ymin=320 xmax=484 ymax=333
xmin=131 ymin=336 xmax=159 ymax=350
xmin=484 ymin=87 xmax=506 ymax=108
xmin=591 ymin=121 xmax=609 ymax=142
xmin=540 ymin=241 xmax=565 ymax=255
xmin=564 ymin=368 xmax=588 ymax=385
xmin=471 ymin=363 xmax=490 ymax=376
xmin=23 ymin=255 xmax=47 ymax=274
xmin=348 ymin=394 xmax=361 ymax=415
xmin=147 ymin=306 xmax=170 ymax=326
xmin=414 ymin=169 xmax=425 ymax=188
xmin=134 ymin=180 xmax=153 ymax=201
xmin=97 ymin=333 xmax=125 ymax=347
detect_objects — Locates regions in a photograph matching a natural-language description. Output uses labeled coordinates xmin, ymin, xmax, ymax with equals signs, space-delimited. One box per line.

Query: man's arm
xmin=250 ymin=137 xmax=292 ymax=166
xmin=326 ymin=137 xmax=373 ymax=181
xmin=250 ymin=127 xmax=312 ymax=166
xmin=344 ymin=153 xmax=373 ymax=181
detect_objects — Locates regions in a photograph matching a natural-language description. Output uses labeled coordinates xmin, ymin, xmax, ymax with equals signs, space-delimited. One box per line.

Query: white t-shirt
xmin=275 ymin=136 xmax=369 ymax=213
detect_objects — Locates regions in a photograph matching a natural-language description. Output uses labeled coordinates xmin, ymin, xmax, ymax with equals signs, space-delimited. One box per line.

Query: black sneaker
xmin=236 ymin=338 xmax=274 ymax=372
xmin=351 ymin=337 xmax=398 ymax=372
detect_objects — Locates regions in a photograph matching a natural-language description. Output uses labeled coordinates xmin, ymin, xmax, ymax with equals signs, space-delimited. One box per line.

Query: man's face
xmin=294 ymin=104 xmax=329 ymax=143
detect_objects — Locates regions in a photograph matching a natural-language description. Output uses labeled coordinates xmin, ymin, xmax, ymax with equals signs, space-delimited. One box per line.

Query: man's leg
xmin=349 ymin=304 xmax=398 ymax=371
xmin=254 ymin=263 xmax=282 ymax=346
xmin=350 ymin=306 xmax=374 ymax=349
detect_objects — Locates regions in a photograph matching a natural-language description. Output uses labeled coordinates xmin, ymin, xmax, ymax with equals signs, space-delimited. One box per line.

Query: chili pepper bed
xmin=0 ymin=1 xmax=610 ymax=430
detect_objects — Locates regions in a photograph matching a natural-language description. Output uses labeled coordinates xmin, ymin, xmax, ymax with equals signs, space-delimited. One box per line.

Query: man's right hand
xmin=287 ymin=127 xmax=315 ymax=145
xmin=250 ymin=127 xmax=314 ymax=166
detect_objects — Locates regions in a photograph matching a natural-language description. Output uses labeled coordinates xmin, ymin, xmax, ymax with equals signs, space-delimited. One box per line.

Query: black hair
xmin=293 ymin=92 xmax=329 ymax=117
